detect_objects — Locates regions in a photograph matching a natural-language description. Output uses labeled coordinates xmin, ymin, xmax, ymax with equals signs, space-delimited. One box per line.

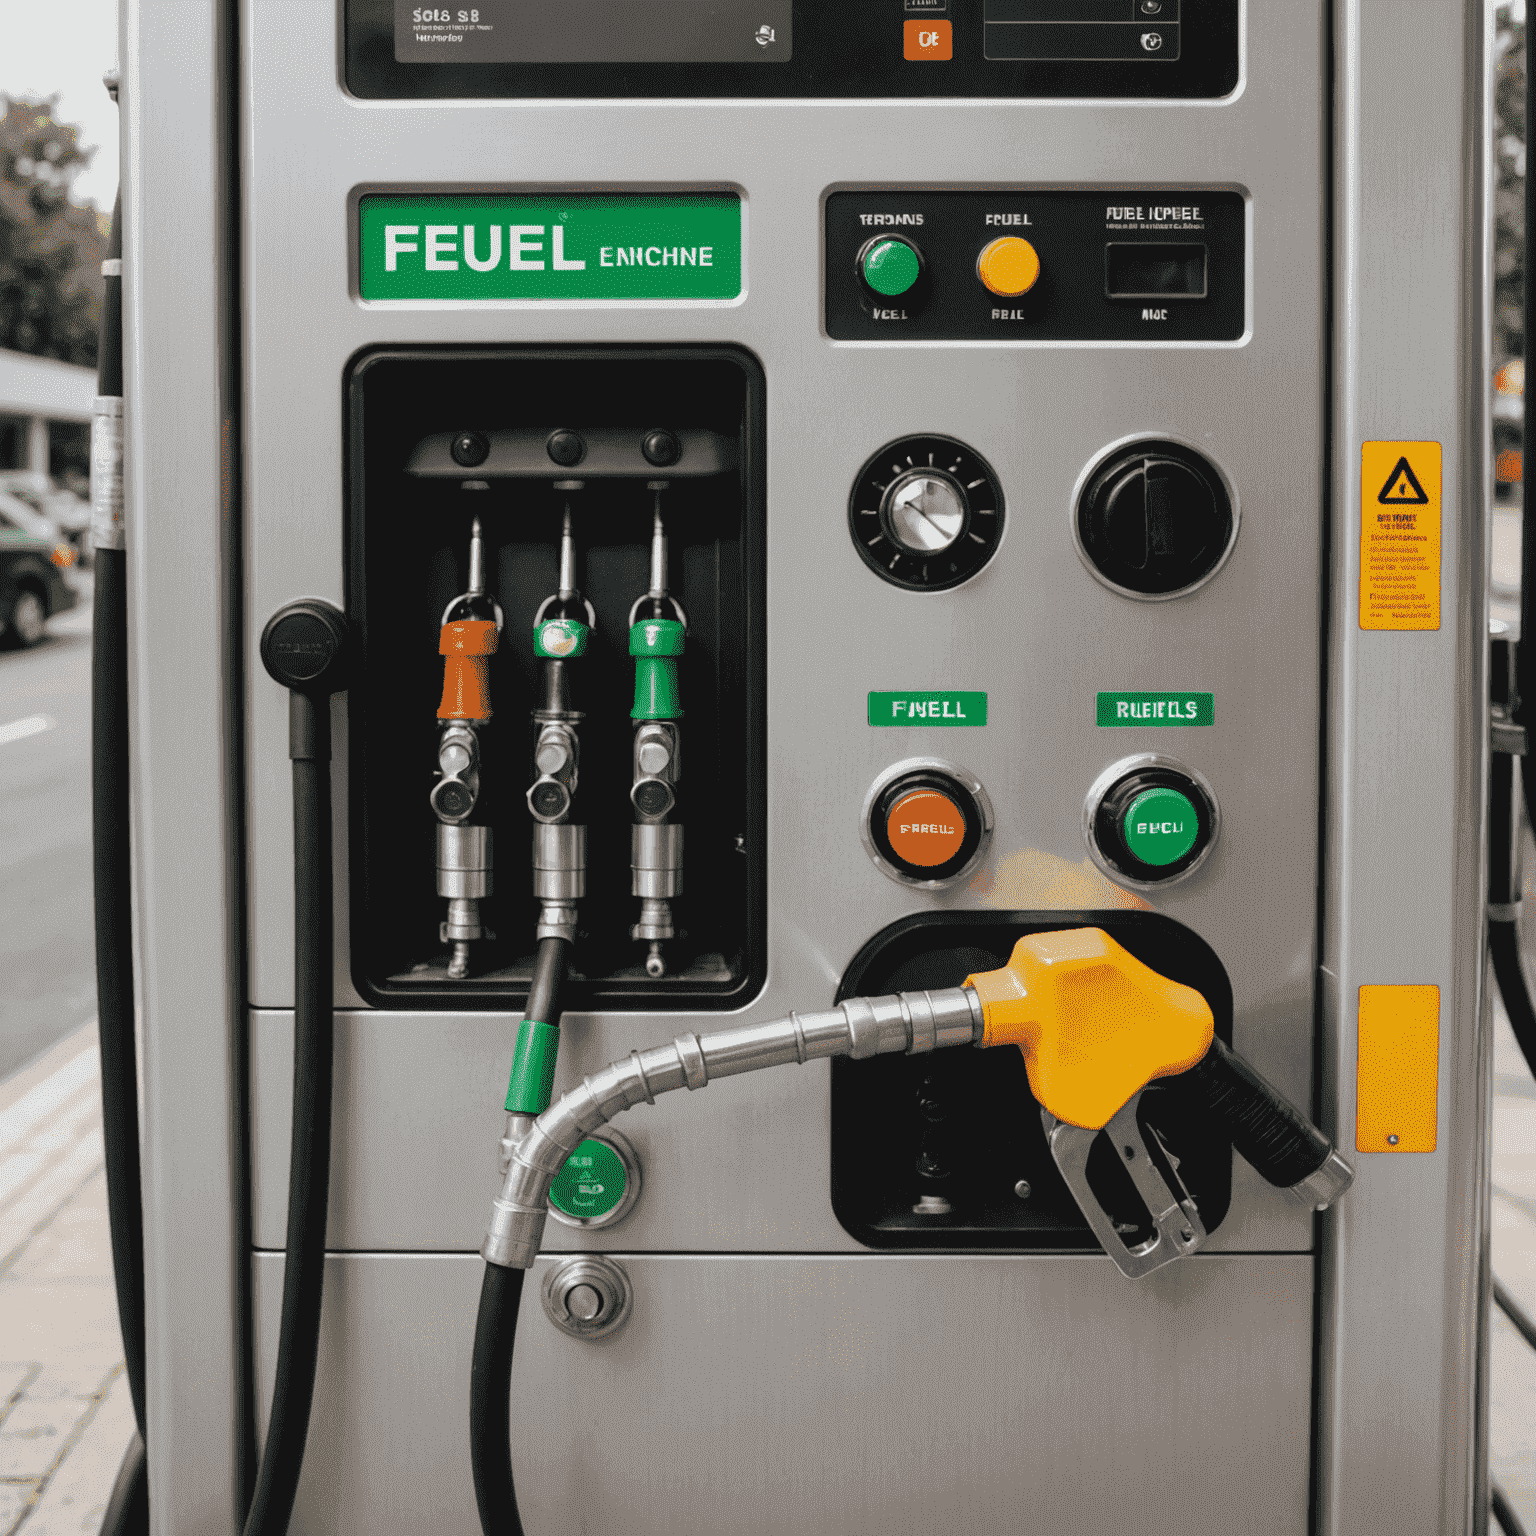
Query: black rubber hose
xmin=1494 ymin=1479 xmax=1531 ymax=1536
xmin=98 ymin=1433 xmax=148 ymax=1536
xmin=526 ymin=935 xmax=569 ymax=1023
xmin=240 ymin=693 xmax=334 ymax=1536
xmin=1490 ymin=920 xmax=1536 ymax=1085
xmin=90 ymin=191 xmax=146 ymax=1449
xmin=470 ymin=934 xmax=570 ymax=1536
xmin=470 ymin=1265 xmax=528 ymax=1536
xmin=1494 ymin=1274 xmax=1536 ymax=1356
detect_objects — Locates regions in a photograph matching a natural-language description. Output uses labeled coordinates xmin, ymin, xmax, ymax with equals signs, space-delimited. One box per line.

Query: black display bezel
xmin=346 ymin=0 xmax=1238 ymax=100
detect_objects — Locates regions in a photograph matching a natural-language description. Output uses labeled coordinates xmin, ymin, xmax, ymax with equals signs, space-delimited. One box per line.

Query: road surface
xmin=0 ymin=591 xmax=94 ymax=1083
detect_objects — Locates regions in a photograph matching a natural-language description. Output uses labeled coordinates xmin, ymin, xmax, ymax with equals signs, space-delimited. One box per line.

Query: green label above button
xmin=869 ymin=690 xmax=987 ymax=726
xmin=862 ymin=239 xmax=921 ymax=297
xmin=1097 ymin=691 xmax=1214 ymax=727
xmin=1122 ymin=787 xmax=1200 ymax=867
xmin=549 ymin=1138 xmax=627 ymax=1220
xmin=359 ymin=193 xmax=742 ymax=302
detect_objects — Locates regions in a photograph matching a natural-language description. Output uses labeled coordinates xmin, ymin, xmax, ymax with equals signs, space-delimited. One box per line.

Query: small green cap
xmin=534 ymin=619 xmax=589 ymax=659
xmin=1122 ymin=787 xmax=1200 ymax=868
xmin=549 ymin=1138 xmax=628 ymax=1220
xmin=505 ymin=1018 xmax=561 ymax=1114
xmin=862 ymin=239 xmax=921 ymax=298
xmin=629 ymin=619 xmax=685 ymax=657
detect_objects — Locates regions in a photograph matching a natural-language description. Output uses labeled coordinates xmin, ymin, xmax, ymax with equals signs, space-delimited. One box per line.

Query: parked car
xmin=0 ymin=471 xmax=92 ymax=564
xmin=0 ymin=490 xmax=78 ymax=647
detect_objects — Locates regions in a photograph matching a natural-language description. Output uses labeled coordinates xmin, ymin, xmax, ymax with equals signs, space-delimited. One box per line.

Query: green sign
xmin=869 ymin=691 xmax=987 ymax=727
xmin=358 ymin=193 xmax=742 ymax=302
xmin=1097 ymin=691 xmax=1213 ymax=727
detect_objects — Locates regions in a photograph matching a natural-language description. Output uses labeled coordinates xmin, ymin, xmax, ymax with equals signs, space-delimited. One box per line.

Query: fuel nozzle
xmin=964 ymin=929 xmax=1354 ymax=1276
xmin=529 ymin=486 xmax=593 ymax=945
xmin=629 ymin=484 xmax=686 ymax=979
xmin=433 ymin=516 xmax=502 ymax=978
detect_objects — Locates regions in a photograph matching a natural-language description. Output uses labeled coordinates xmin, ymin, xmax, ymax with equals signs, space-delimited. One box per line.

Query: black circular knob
xmin=450 ymin=431 xmax=489 ymax=468
xmin=546 ymin=430 xmax=586 ymax=468
xmin=259 ymin=600 xmax=350 ymax=694
xmin=1087 ymin=762 xmax=1218 ymax=885
xmin=1077 ymin=441 xmax=1234 ymax=596
xmin=867 ymin=768 xmax=987 ymax=884
xmin=642 ymin=429 xmax=681 ymax=467
xmin=849 ymin=436 xmax=1005 ymax=591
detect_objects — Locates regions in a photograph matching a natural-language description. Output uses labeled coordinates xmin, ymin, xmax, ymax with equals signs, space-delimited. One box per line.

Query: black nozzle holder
xmin=261 ymin=600 xmax=351 ymax=760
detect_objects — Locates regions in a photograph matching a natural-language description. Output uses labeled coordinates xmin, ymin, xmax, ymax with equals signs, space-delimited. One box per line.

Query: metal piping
xmin=483 ymin=985 xmax=983 ymax=1268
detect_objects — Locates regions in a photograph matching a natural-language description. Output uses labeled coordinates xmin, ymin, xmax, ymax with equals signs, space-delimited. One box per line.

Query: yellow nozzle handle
xmin=965 ymin=928 xmax=1214 ymax=1131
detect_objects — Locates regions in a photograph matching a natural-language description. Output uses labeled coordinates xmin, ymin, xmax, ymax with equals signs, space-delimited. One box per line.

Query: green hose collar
xmin=505 ymin=1018 xmax=561 ymax=1114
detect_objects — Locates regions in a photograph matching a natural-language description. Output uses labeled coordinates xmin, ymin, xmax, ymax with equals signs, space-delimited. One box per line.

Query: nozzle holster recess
xmin=438 ymin=619 xmax=499 ymax=721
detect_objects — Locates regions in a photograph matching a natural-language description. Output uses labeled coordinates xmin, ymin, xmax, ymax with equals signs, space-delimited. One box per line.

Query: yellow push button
xmin=976 ymin=237 xmax=1041 ymax=298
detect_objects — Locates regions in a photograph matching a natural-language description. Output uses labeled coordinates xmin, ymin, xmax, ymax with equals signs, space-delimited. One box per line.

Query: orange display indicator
xmin=886 ymin=789 xmax=966 ymax=867
xmin=904 ymin=19 xmax=953 ymax=59
xmin=1356 ymin=984 xmax=1439 ymax=1152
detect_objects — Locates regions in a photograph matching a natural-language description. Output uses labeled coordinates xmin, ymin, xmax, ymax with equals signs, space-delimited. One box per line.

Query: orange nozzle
xmin=965 ymin=928 xmax=1214 ymax=1131
xmin=437 ymin=619 xmax=499 ymax=721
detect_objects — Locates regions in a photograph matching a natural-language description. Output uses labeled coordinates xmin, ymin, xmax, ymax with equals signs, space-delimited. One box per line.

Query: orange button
xmin=904 ymin=20 xmax=952 ymax=60
xmin=977 ymin=237 xmax=1040 ymax=297
xmin=886 ymin=789 xmax=967 ymax=867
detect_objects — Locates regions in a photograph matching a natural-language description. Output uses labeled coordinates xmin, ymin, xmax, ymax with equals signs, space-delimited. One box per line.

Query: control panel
xmin=826 ymin=190 xmax=1245 ymax=341
xmin=349 ymin=0 xmax=1239 ymax=99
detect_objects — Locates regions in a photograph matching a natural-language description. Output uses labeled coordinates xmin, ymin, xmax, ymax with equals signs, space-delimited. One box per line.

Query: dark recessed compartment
xmin=831 ymin=911 xmax=1233 ymax=1250
xmin=1105 ymin=241 xmax=1207 ymax=299
xmin=346 ymin=347 xmax=765 ymax=1011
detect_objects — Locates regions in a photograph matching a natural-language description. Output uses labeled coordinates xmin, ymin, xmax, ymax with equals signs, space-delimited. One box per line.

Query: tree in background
xmin=0 ymin=95 xmax=104 ymax=368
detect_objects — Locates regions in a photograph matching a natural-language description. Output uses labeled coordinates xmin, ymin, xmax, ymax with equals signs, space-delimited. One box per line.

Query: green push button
xmin=862 ymin=238 xmax=922 ymax=298
xmin=1122 ymin=787 xmax=1200 ymax=867
xmin=549 ymin=1138 xmax=628 ymax=1222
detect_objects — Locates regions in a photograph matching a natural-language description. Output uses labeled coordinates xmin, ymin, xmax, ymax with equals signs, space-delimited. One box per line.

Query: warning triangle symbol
xmin=1378 ymin=456 xmax=1429 ymax=505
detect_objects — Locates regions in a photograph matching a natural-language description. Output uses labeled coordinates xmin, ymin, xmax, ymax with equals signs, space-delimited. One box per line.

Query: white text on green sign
xmin=359 ymin=194 xmax=742 ymax=302
xmin=1097 ymin=691 xmax=1214 ymax=727
xmin=869 ymin=691 xmax=988 ymax=727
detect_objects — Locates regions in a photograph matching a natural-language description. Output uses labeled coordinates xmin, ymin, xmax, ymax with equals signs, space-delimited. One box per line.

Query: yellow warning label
xmin=1360 ymin=441 xmax=1441 ymax=630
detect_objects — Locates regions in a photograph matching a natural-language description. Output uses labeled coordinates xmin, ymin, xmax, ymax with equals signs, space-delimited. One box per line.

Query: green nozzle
xmin=630 ymin=619 xmax=685 ymax=720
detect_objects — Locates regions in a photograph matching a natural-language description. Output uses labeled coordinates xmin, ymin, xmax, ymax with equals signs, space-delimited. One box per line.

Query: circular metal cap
xmin=541 ymin=1255 xmax=634 ymax=1341
xmin=884 ymin=472 xmax=968 ymax=554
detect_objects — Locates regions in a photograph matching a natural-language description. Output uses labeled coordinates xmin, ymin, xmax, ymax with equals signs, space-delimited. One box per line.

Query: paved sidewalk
xmin=0 ymin=1023 xmax=132 ymax=1536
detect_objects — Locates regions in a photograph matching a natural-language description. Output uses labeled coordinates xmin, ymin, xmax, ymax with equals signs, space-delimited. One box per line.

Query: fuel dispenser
xmin=102 ymin=0 xmax=1496 ymax=1533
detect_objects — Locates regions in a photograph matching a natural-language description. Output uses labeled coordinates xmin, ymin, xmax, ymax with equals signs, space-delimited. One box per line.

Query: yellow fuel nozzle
xmin=965 ymin=928 xmax=1214 ymax=1132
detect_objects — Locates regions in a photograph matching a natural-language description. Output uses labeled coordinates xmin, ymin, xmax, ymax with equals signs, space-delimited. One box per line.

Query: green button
xmin=549 ymin=1138 xmax=627 ymax=1220
xmin=1122 ymin=787 xmax=1200 ymax=867
xmin=863 ymin=239 xmax=921 ymax=297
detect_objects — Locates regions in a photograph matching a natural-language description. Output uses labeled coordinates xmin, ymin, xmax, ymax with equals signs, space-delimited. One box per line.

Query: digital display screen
xmin=395 ymin=0 xmax=793 ymax=64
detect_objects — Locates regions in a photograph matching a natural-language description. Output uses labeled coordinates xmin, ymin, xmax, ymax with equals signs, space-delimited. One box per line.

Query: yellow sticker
xmin=1359 ymin=441 xmax=1442 ymax=630
xmin=1356 ymin=985 xmax=1439 ymax=1153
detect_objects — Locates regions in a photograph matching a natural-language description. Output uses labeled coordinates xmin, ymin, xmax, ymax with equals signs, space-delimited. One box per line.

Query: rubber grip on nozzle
xmin=439 ymin=619 xmax=499 ymax=721
xmin=1176 ymin=1035 xmax=1334 ymax=1190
